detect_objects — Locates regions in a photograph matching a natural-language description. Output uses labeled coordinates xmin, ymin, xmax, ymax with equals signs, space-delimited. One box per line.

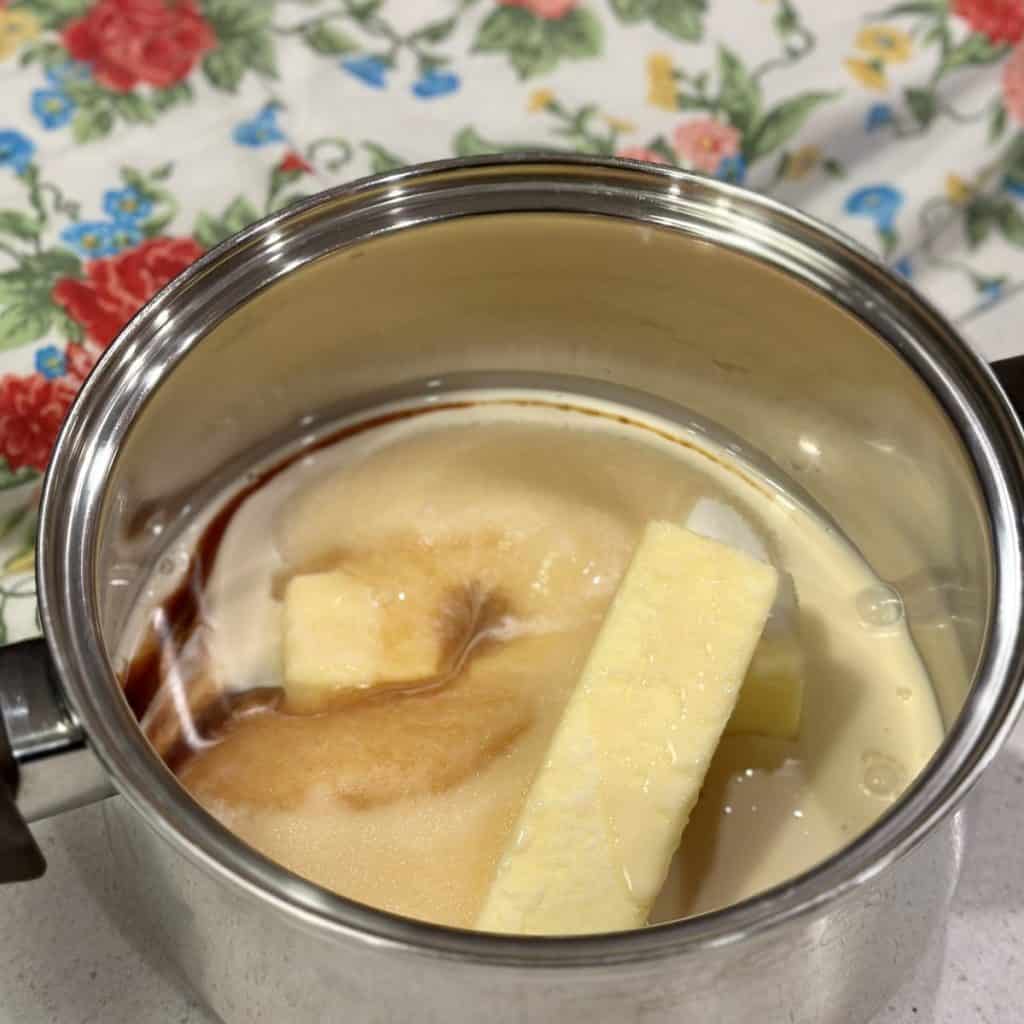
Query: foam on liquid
xmin=120 ymin=395 xmax=944 ymax=929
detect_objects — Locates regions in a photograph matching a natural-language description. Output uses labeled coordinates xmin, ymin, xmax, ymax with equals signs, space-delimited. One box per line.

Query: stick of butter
xmin=686 ymin=498 xmax=804 ymax=740
xmin=476 ymin=520 xmax=778 ymax=935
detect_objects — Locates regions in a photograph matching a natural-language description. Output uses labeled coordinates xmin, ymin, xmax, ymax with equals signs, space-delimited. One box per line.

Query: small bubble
xmin=792 ymin=809 xmax=804 ymax=819
xmin=723 ymin=805 xmax=733 ymax=815
xmin=856 ymin=584 xmax=904 ymax=628
xmin=861 ymin=751 xmax=907 ymax=799
xmin=157 ymin=556 xmax=175 ymax=575
xmin=897 ymin=686 xmax=912 ymax=702
xmin=744 ymin=768 xmax=754 ymax=778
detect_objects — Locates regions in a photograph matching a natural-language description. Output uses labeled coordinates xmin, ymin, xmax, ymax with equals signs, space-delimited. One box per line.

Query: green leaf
xmin=508 ymin=41 xmax=560 ymax=79
xmin=412 ymin=16 xmax=457 ymax=44
xmin=220 ymin=196 xmax=260 ymax=236
xmin=965 ymin=197 xmax=999 ymax=248
xmin=473 ymin=6 xmax=533 ymax=52
xmin=139 ymin=211 xmax=175 ymax=240
xmin=112 ymin=93 xmax=155 ymax=124
xmin=241 ymin=33 xmax=278 ymax=77
xmin=0 ymin=303 xmax=52 ymax=350
xmin=652 ymin=0 xmax=706 ymax=41
xmin=997 ymin=202 xmax=1024 ymax=246
xmin=203 ymin=46 xmax=247 ymax=91
xmin=55 ymin=308 xmax=84 ymax=342
xmin=745 ymin=91 xmax=838 ymax=164
xmin=151 ymin=82 xmax=193 ymax=112
xmin=609 ymin=0 xmax=659 ymax=20
xmin=0 ymin=271 xmax=32 ymax=305
xmin=32 ymin=249 xmax=81 ymax=279
xmin=548 ymin=8 xmax=603 ymax=58
xmin=939 ymin=34 xmax=1008 ymax=75
xmin=717 ymin=46 xmax=761 ymax=136
xmin=10 ymin=0 xmax=91 ymax=29
xmin=301 ymin=22 xmax=358 ymax=55
xmin=452 ymin=126 xmax=498 ymax=158
xmin=363 ymin=142 xmax=407 ymax=174
xmin=648 ymin=135 xmax=677 ymax=164
xmin=874 ymin=0 xmax=945 ymax=15
xmin=0 ymin=211 xmax=41 ymax=241
xmin=0 ymin=463 xmax=39 ymax=492
xmin=903 ymin=87 xmax=936 ymax=128
xmin=990 ymin=103 xmax=1008 ymax=143
xmin=878 ymin=225 xmax=899 ymax=259
xmin=202 ymin=0 xmax=273 ymax=38
xmin=71 ymin=104 xmax=115 ymax=144
xmin=192 ymin=212 xmax=226 ymax=250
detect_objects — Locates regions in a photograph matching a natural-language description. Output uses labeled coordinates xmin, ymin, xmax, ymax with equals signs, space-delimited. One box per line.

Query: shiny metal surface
xmin=0 ymin=638 xmax=111 ymax=825
xmin=16 ymin=157 xmax=1024 ymax=1021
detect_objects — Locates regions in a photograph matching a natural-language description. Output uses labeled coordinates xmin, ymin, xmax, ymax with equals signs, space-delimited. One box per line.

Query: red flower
xmin=952 ymin=0 xmax=1024 ymax=44
xmin=0 ymin=374 xmax=77 ymax=472
xmin=63 ymin=0 xmax=216 ymax=93
xmin=1004 ymin=41 xmax=1024 ymax=121
xmin=53 ymin=236 xmax=204 ymax=348
xmin=499 ymin=0 xmax=576 ymax=18
xmin=64 ymin=343 xmax=100 ymax=387
xmin=279 ymin=151 xmax=313 ymax=174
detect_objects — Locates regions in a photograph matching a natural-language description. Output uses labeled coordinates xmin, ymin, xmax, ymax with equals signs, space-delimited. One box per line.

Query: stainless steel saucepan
xmin=2 ymin=156 xmax=1024 ymax=1023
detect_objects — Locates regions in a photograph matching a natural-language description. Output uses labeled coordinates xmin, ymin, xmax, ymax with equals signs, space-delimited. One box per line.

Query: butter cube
xmin=476 ymin=521 xmax=777 ymax=935
xmin=282 ymin=568 xmax=445 ymax=712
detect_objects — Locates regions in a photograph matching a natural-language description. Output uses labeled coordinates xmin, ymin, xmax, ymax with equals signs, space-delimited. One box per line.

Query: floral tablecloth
xmin=1 ymin=0 xmax=1023 ymax=643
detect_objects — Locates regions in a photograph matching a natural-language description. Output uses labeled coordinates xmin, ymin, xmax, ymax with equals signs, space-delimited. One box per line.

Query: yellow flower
xmin=945 ymin=173 xmax=973 ymax=205
xmin=528 ymin=88 xmax=555 ymax=113
xmin=784 ymin=145 xmax=821 ymax=180
xmin=844 ymin=57 xmax=887 ymax=92
xmin=855 ymin=25 xmax=912 ymax=64
xmin=0 ymin=10 xmax=40 ymax=61
xmin=647 ymin=52 xmax=676 ymax=111
xmin=604 ymin=114 xmax=636 ymax=134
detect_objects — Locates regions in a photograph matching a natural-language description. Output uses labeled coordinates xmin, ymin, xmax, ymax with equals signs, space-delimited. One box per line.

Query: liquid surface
xmin=120 ymin=395 xmax=944 ymax=929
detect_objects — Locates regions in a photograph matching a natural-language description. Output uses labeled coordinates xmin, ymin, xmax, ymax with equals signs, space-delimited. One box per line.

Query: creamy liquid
xmin=121 ymin=396 xmax=944 ymax=929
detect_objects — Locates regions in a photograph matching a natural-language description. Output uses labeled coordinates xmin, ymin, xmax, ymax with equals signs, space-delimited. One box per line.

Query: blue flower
xmin=233 ymin=104 xmax=285 ymax=147
xmin=715 ymin=154 xmax=747 ymax=186
xmin=31 ymin=88 xmax=76 ymax=130
xmin=103 ymin=187 xmax=152 ymax=224
xmin=1004 ymin=175 xmax=1024 ymax=199
xmin=412 ymin=69 xmax=460 ymax=99
xmin=45 ymin=61 xmax=92 ymax=87
xmin=34 ymin=345 xmax=66 ymax=380
xmin=61 ymin=221 xmax=120 ymax=258
xmin=341 ymin=56 xmax=388 ymax=89
xmin=976 ymin=276 xmax=1005 ymax=306
xmin=0 ymin=130 xmax=35 ymax=175
xmin=892 ymin=257 xmax=913 ymax=279
xmin=844 ymin=185 xmax=904 ymax=232
xmin=865 ymin=103 xmax=893 ymax=132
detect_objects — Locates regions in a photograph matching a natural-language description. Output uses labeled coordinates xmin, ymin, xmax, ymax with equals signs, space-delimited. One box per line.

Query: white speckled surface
xmin=1 ymin=715 xmax=1021 ymax=1024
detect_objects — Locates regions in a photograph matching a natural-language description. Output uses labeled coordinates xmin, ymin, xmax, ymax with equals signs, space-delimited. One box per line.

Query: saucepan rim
xmin=37 ymin=154 xmax=1024 ymax=968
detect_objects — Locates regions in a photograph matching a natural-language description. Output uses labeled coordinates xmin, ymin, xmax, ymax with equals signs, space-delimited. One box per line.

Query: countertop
xmin=1 ymin=715 xmax=1021 ymax=1024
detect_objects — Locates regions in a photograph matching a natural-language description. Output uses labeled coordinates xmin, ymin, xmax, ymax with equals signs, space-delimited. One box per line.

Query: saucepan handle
xmin=991 ymin=354 xmax=1024 ymax=419
xmin=0 ymin=637 xmax=113 ymax=882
